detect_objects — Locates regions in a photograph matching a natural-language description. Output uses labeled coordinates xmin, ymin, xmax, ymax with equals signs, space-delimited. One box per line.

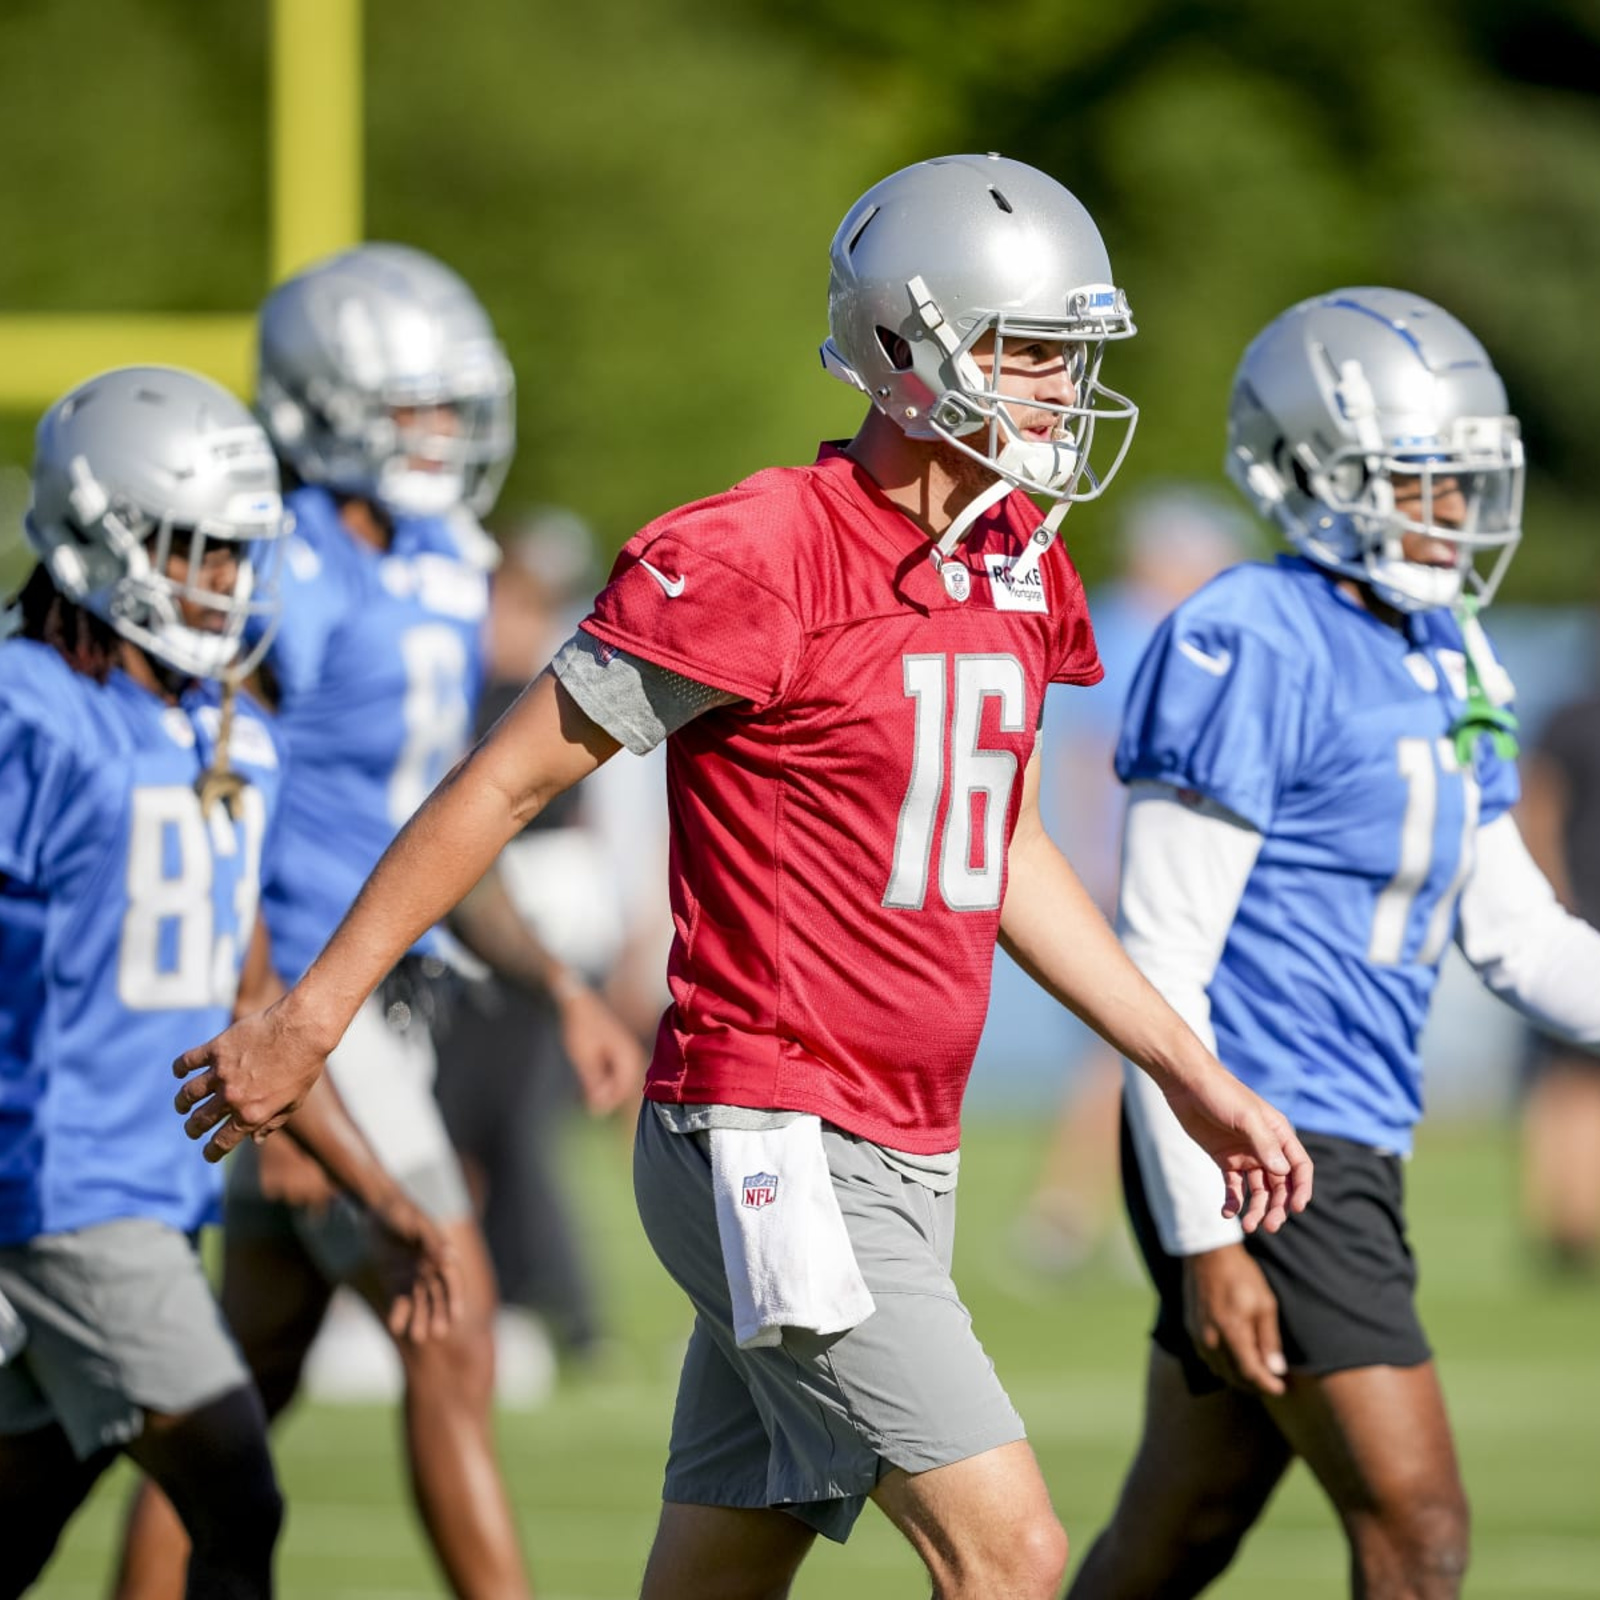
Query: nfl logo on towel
xmin=742 ymin=1172 xmax=779 ymax=1210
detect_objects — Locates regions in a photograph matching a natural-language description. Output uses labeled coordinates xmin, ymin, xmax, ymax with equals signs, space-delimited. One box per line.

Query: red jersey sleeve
xmin=583 ymin=496 xmax=805 ymax=711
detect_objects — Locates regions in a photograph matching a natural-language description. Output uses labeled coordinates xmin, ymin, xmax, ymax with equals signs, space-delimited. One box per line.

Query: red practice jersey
xmin=582 ymin=445 xmax=1101 ymax=1153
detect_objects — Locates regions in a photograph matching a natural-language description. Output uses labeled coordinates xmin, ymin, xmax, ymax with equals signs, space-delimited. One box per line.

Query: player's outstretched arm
xmin=174 ymin=671 xmax=622 ymax=1159
xmin=999 ymin=754 xmax=1312 ymax=1234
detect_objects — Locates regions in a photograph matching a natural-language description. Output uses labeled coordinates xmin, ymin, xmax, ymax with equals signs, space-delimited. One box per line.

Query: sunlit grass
xmin=34 ymin=1118 xmax=1600 ymax=1599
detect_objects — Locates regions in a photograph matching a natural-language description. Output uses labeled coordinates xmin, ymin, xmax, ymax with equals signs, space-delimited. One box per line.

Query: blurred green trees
xmin=3 ymin=0 xmax=1600 ymax=595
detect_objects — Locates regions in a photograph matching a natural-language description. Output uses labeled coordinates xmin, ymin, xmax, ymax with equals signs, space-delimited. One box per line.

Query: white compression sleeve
xmin=1116 ymin=781 xmax=1264 ymax=1256
xmin=1455 ymin=811 xmax=1600 ymax=1049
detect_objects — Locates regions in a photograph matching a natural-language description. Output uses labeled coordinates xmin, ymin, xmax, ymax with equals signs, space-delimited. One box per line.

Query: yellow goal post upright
xmin=0 ymin=0 xmax=364 ymax=410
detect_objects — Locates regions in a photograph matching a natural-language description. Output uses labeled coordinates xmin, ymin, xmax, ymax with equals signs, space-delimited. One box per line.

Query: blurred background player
xmin=117 ymin=246 xmax=642 ymax=1600
xmin=0 ymin=365 xmax=457 ymax=1598
xmin=1010 ymin=484 xmax=1255 ymax=1276
xmin=1514 ymin=680 xmax=1600 ymax=1273
xmin=1068 ymin=289 xmax=1600 ymax=1600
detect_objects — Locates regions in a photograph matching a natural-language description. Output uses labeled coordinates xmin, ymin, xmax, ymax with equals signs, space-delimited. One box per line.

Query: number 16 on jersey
xmin=884 ymin=652 xmax=1027 ymax=915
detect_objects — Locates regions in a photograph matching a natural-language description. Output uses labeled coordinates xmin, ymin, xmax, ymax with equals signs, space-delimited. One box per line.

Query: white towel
xmin=709 ymin=1117 xmax=876 ymax=1349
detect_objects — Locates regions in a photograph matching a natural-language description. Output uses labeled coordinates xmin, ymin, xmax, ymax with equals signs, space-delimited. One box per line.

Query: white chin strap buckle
xmin=1005 ymin=522 xmax=1056 ymax=587
xmin=1006 ymin=500 xmax=1072 ymax=586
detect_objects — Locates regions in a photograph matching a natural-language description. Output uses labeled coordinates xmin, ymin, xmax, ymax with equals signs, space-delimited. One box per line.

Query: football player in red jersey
xmin=174 ymin=155 xmax=1313 ymax=1599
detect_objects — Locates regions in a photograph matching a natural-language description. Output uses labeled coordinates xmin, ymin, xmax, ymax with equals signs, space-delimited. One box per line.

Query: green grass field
xmin=33 ymin=1116 xmax=1600 ymax=1598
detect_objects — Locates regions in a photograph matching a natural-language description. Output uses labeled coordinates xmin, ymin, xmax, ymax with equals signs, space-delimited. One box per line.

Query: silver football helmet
xmin=823 ymin=154 xmax=1137 ymax=542
xmin=1226 ymin=287 xmax=1523 ymax=612
xmin=26 ymin=366 xmax=285 ymax=679
xmin=257 ymin=243 xmax=515 ymax=518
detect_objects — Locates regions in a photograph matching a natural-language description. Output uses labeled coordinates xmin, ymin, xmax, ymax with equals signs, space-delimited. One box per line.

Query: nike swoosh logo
xmin=639 ymin=559 xmax=685 ymax=598
xmin=1177 ymin=638 xmax=1232 ymax=677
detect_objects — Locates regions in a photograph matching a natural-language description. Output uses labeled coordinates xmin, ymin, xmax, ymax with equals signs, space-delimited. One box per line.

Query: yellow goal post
xmin=0 ymin=0 xmax=363 ymax=409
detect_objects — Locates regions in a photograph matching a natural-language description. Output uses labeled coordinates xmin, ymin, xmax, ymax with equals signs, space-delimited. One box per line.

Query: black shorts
xmin=1120 ymin=1107 xmax=1431 ymax=1396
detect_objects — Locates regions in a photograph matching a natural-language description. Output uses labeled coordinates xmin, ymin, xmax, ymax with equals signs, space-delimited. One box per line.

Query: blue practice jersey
xmin=262 ymin=487 xmax=490 ymax=981
xmin=1038 ymin=579 xmax=1174 ymax=882
xmin=0 ymin=640 xmax=284 ymax=1242
xmin=1115 ymin=557 xmax=1519 ymax=1153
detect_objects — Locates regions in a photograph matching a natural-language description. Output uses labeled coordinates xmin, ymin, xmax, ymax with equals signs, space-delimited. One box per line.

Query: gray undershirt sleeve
xmin=552 ymin=629 xmax=741 ymax=755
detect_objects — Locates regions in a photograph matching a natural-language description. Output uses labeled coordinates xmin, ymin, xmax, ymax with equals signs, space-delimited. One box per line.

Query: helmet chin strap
xmin=928 ymin=473 xmax=1014 ymax=575
xmin=1005 ymin=497 xmax=1071 ymax=586
xmin=927 ymin=436 xmax=1076 ymax=588
xmin=1451 ymin=595 xmax=1519 ymax=763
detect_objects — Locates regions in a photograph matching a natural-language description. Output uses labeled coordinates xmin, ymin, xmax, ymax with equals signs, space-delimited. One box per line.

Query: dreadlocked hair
xmin=196 ymin=673 xmax=249 ymax=820
xmin=14 ymin=563 xmax=120 ymax=681
xmin=15 ymin=563 xmax=247 ymax=817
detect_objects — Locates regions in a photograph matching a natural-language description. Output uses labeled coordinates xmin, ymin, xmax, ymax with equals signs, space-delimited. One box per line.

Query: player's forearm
xmin=279 ymin=753 xmax=527 ymax=1048
xmin=1116 ymin=912 xmax=1250 ymax=1254
xmin=448 ymin=864 xmax=585 ymax=1003
xmin=1112 ymin=786 xmax=1268 ymax=1252
xmin=284 ymin=1075 xmax=410 ymax=1218
xmin=999 ymin=824 xmax=1217 ymax=1092
xmin=236 ymin=919 xmax=287 ymax=1018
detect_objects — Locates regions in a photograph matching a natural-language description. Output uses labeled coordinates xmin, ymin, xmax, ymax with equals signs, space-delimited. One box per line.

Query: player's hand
xmin=257 ymin=1130 xmax=339 ymax=1211
xmin=173 ymin=994 xmax=335 ymax=1162
xmin=368 ymin=1196 xmax=463 ymax=1345
xmin=1162 ymin=1069 xmax=1313 ymax=1235
xmin=1183 ymin=1244 xmax=1288 ymax=1396
xmin=555 ymin=982 xmax=647 ymax=1115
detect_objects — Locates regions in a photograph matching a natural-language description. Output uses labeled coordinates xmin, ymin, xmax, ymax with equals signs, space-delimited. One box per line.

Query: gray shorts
xmin=633 ymin=1109 xmax=1024 ymax=1543
xmin=0 ymin=1218 xmax=250 ymax=1460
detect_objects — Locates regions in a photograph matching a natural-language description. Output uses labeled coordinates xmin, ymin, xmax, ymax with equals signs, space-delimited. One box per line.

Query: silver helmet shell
xmin=1226 ymin=287 xmax=1523 ymax=612
xmin=257 ymin=243 xmax=515 ymax=518
xmin=822 ymin=153 xmax=1137 ymax=505
xmin=26 ymin=365 xmax=285 ymax=679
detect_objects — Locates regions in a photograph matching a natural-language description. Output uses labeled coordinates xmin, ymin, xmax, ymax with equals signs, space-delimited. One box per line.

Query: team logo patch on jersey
xmin=192 ymin=706 xmax=280 ymax=769
xmin=380 ymin=554 xmax=489 ymax=621
xmin=942 ymin=563 xmax=972 ymax=603
xmin=639 ymin=558 xmax=686 ymax=598
xmin=983 ymin=553 xmax=1048 ymax=614
xmin=1177 ymin=637 xmax=1233 ymax=677
xmin=1403 ymin=652 xmax=1440 ymax=693
xmin=741 ymin=1172 xmax=779 ymax=1210
xmin=161 ymin=707 xmax=197 ymax=748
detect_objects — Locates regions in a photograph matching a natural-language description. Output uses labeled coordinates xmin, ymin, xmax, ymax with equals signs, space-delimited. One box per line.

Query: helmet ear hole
xmin=1328 ymin=458 xmax=1369 ymax=501
xmin=875 ymin=327 xmax=913 ymax=372
xmin=1279 ymin=443 xmax=1315 ymax=499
